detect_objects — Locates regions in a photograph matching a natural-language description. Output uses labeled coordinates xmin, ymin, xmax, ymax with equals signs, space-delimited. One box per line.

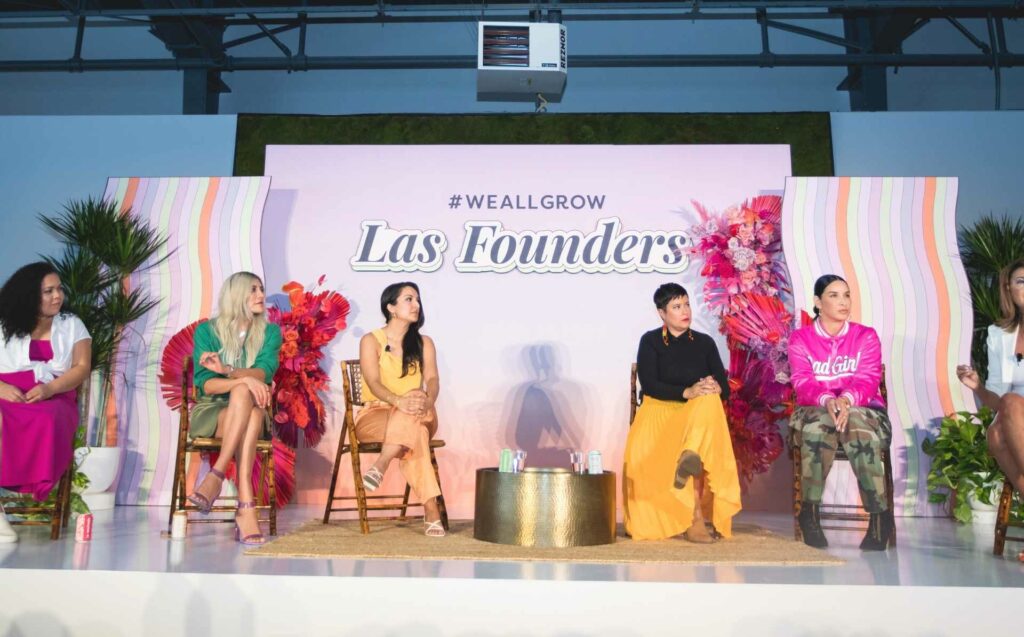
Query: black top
xmin=636 ymin=327 xmax=730 ymax=402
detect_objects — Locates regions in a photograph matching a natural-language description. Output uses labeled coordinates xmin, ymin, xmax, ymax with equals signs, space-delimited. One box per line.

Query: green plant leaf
xmin=39 ymin=196 xmax=169 ymax=446
xmin=922 ymin=407 xmax=1005 ymax=523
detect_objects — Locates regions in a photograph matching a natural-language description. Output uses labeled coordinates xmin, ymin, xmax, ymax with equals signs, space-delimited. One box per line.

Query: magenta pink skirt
xmin=0 ymin=370 xmax=77 ymax=500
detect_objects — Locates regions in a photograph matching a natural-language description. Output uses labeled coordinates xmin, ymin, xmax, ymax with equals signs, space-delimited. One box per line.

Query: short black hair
xmin=812 ymin=274 xmax=847 ymax=316
xmin=653 ymin=283 xmax=688 ymax=310
xmin=0 ymin=261 xmax=61 ymax=342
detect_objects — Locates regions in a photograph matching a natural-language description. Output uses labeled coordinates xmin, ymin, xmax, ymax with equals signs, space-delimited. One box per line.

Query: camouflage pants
xmin=790 ymin=406 xmax=893 ymax=513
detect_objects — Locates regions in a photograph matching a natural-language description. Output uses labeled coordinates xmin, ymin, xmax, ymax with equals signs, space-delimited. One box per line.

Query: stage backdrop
xmin=781 ymin=176 xmax=973 ymax=516
xmin=105 ymin=176 xmax=272 ymax=505
xmin=262 ymin=145 xmax=792 ymax=518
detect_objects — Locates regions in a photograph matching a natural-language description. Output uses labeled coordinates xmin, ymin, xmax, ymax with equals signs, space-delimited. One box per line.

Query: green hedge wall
xmin=234 ymin=113 xmax=833 ymax=177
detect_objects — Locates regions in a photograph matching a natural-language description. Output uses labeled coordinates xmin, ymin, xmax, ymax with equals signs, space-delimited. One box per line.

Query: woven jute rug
xmin=246 ymin=519 xmax=843 ymax=565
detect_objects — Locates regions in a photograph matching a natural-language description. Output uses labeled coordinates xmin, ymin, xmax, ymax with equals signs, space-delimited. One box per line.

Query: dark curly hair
xmin=0 ymin=261 xmax=61 ymax=343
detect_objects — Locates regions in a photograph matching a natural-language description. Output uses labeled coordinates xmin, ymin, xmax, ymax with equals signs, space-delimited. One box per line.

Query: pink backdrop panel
xmin=262 ymin=145 xmax=792 ymax=519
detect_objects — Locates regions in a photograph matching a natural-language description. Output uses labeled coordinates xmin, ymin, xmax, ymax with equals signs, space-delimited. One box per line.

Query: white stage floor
xmin=2 ymin=506 xmax=1023 ymax=636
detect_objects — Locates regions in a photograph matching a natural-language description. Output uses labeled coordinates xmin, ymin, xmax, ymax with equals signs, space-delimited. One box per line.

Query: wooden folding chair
xmin=994 ymin=478 xmax=1024 ymax=556
xmin=0 ymin=376 xmax=89 ymax=540
xmin=629 ymin=362 xmax=641 ymax=425
xmin=322 ymin=359 xmax=448 ymax=534
xmin=167 ymin=356 xmax=277 ymax=535
xmin=791 ymin=364 xmax=897 ymax=548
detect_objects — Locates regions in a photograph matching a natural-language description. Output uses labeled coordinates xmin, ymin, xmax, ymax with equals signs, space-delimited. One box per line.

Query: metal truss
xmin=0 ymin=1 xmax=1021 ymax=112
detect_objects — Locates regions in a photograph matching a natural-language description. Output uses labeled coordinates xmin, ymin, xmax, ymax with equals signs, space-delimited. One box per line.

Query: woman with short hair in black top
xmin=623 ymin=283 xmax=741 ymax=542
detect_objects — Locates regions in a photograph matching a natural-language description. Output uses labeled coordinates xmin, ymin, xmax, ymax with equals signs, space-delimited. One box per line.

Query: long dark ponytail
xmin=380 ymin=282 xmax=425 ymax=378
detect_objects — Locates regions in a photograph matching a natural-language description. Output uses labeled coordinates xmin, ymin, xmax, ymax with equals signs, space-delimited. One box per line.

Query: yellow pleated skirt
xmin=623 ymin=394 xmax=742 ymax=540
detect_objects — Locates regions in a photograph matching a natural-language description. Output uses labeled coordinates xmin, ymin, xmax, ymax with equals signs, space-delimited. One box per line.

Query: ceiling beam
xmin=2 ymin=52 xmax=1022 ymax=73
xmin=1 ymin=1 xmax=1022 ymax=20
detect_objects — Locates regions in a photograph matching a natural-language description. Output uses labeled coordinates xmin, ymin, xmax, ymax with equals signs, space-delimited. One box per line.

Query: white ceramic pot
xmin=76 ymin=446 xmax=122 ymax=511
xmin=965 ymin=484 xmax=1002 ymax=524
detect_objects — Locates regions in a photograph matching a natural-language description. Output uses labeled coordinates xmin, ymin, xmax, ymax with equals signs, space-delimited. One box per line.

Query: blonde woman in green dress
xmin=187 ymin=272 xmax=281 ymax=546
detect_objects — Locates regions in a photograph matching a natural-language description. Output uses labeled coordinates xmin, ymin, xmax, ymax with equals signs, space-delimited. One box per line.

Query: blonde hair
xmin=212 ymin=271 xmax=267 ymax=367
xmin=995 ymin=258 xmax=1024 ymax=332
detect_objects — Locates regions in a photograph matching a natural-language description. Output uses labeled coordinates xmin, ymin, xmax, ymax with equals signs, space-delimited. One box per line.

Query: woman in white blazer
xmin=957 ymin=258 xmax=1024 ymax=503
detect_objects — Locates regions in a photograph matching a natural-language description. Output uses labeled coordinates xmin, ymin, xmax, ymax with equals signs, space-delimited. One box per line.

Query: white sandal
xmin=424 ymin=519 xmax=446 ymax=537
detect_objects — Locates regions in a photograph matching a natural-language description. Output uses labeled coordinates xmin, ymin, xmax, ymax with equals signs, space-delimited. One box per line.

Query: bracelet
xmin=226 ymin=364 xmax=235 ymax=377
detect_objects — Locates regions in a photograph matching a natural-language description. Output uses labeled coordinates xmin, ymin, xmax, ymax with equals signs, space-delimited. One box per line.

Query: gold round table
xmin=473 ymin=467 xmax=617 ymax=548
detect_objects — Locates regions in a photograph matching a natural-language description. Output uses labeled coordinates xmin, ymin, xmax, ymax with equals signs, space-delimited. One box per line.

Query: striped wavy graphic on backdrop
xmin=103 ymin=176 xmax=271 ymax=505
xmin=781 ymin=177 xmax=974 ymax=516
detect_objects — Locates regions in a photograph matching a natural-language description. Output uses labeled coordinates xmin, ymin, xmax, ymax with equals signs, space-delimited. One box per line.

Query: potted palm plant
xmin=958 ymin=213 xmax=1024 ymax=381
xmin=40 ymin=197 xmax=168 ymax=510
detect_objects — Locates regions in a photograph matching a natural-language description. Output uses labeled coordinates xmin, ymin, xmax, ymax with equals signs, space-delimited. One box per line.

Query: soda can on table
xmin=75 ymin=512 xmax=93 ymax=542
xmin=587 ymin=450 xmax=603 ymax=474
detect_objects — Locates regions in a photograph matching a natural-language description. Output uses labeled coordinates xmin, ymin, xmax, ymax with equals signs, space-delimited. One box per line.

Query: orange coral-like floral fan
xmin=267 ymin=275 xmax=351 ymax=449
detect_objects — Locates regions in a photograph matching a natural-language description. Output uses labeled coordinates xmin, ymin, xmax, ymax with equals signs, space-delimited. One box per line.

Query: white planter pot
xmin=76 ymin=446 xmax=121 ymax=511
xmin=965 ymin=485 xmax=1002 ymax=524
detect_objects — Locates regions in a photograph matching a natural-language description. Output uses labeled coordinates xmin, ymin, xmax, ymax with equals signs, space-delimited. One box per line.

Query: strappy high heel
xmin=424 ymin=519 xmax=446 ymax=538
xmin=187 ymin=467 xmax=226 ymax=514
xmin=234 ymin=501 xmax=266 ymax=546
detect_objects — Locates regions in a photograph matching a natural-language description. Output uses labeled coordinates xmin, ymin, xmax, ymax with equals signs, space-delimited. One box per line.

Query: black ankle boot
xmin=798 ymin=502 xmax=828 ymax=548
xmin=860 ymin=511 xmax=893 ymax=551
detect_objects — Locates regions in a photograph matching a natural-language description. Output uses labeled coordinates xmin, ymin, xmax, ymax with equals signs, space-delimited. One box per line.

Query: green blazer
xmin=192 ymin=320 xmax=282 ymax=399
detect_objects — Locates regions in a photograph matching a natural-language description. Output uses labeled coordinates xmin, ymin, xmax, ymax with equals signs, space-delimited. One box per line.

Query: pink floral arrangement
xmin=267 ymin=276 xmax=351 ymax=449
xmin=688 ymin=195 xmax=795 ymax=486
xmin=688 ymin=195 xmax=790 ymax=311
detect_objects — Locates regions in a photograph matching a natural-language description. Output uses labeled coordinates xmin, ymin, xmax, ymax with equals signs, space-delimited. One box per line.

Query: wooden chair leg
xmin=323 ymin=426 xmax=349 ymax=525
xmin=430 ymin=447 xmax=449 ymax=531
xmin=883 ymin=449 xmax=897 ymax=548
xmin=323 ymin=449 xmax=348 ymax=525
xmin=49 ymin=471 xmax=68 ymax=540
xmin=399 ymin=484 xmax=412 ymax=521
xmin=60 ymin=477 xmax=72 ymax=531
xmin=168 ymin=446 xmax=185 ymax=531
xmin=792 ymin=445 xmax=803 ymax=541
xmin=994 ymin=479 xmax=1013 ymax=556
xmin=60 ymin=465 xmax=74 ymax=530
xmin=267 ymin=446 xmax=277 ymax=536
xmin=178 ymin=452 xmax=191 ymax=524
xmin=256 ymin=446 xmax=267 ymax=512
xmin=348 ymin=444 xmax=370 ymax=535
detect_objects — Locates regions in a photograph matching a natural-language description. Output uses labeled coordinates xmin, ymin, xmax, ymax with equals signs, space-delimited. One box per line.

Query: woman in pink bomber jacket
xmin=787 ymin=274 xmax=893 ymax=551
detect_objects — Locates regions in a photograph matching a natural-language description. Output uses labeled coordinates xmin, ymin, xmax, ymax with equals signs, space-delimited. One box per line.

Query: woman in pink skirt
xmin=0 ymin=262 xmax=91 ymax=543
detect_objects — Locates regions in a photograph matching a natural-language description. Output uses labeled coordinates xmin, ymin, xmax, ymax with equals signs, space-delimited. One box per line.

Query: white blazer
xmin=986 ymin=322 xmax=1021 ymax=396
xmin=0 ymin=313 xmax=91 ymax=383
